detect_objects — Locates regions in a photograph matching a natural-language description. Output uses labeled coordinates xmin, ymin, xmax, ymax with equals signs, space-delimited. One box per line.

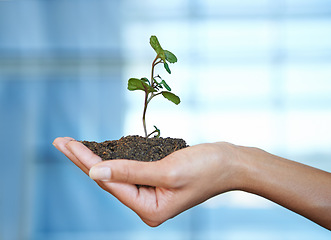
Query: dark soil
xmin=81 ymin=135 xmax=188 ymax=162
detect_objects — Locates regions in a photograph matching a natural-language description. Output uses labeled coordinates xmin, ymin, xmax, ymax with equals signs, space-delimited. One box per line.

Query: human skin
xmin=53 ymin=137 xmax=331 ymax=230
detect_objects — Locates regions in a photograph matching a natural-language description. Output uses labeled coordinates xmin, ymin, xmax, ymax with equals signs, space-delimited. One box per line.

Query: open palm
xmin=53 ymin=137 xmax=237 ymax=226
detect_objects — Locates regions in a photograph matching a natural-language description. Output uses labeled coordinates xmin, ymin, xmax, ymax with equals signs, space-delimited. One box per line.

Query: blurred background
xmin=1 ymin=0 xmax=331 ymax=239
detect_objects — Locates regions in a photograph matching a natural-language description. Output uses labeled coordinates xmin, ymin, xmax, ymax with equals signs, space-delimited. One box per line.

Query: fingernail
xmin=89 ymin=166 xmax=111 ymax=181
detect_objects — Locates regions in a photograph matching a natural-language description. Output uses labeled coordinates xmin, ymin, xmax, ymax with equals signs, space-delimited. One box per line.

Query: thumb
xmin=89 ymin=157 xmax=180 ymax=188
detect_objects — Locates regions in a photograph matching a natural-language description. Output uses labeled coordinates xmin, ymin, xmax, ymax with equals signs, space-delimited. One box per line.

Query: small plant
xmin=127 ymin=35 xmax=180 ymax=138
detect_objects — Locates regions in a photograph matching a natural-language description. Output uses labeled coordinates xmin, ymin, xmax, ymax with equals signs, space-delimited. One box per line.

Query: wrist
xmin=214 ymin=143 xmax=266 ymax=193
xmin=211 ymin=142 xmax=253 ymax=194
xmin=232 ymin=145 xmax=273 ymax=193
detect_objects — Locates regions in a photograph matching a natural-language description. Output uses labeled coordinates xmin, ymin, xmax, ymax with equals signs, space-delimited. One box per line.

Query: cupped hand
xmin=53 ymin=137 xmax=243 ymax=227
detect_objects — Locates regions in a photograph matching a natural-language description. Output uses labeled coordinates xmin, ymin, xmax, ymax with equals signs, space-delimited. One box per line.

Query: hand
xmin=53 ymin=137 xmax=243 ymax=227
xmin=53 ymin=137 xmax=331 ymax=230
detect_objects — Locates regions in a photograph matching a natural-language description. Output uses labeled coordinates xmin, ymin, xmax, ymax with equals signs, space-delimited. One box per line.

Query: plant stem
xmin=142 ymin=90 xmax=148 ymax=138
xmin=147 ymin=92 xmax=162 ymax=105
xmin=142 ymin=55 xmax=161 ymax=138
xmin=150 ymin=55 xmax=159 ymax=88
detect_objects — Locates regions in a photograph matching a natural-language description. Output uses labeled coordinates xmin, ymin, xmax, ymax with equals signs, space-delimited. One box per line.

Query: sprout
xmin=127 ymin=35 xmax=180 ymax=138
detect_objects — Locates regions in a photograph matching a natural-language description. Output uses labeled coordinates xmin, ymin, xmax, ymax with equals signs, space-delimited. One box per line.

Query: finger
xmin=53 ymin=138 xmax=109 ymax=192
xmin=65 ymin=140 xmax=102 ymax=169
xmin=53 ymin=137 xmax=89 ymax=175
xmin=89 ymin=156 xmax=181 ymax=188
xmin=103 ymin=181 xmax=140 ymax=204
xmin=101 ymin=181 xmax=165 ymax=226
xmin=103 ymin=180 xmax=187 ymax=227
xmin=59 ymin=139 xmax=113 ymax=189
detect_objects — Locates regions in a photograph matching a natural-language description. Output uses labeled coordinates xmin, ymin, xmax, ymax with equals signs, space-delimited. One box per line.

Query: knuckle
xmin=111 ymin=161 xmax=132 ymax=183
xmin=120 ymin=162 xmax=132 ymax=183
xmin=163 ymin=166 xmax=182 ymax=187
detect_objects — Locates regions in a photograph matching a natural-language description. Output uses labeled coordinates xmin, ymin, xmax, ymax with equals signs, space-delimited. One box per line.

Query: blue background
xmin=1 ymin=0 xmax=331 ymax=239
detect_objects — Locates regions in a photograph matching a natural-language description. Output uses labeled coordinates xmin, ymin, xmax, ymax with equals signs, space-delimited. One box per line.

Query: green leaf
xmin=128 ymin=78 xmax=155 ymax=92
xmin=146 ymin=125 xmax=161 ymax=138
xmin=160 ymin=80 xmax=171 ymax=91
xmin=161 ymin=91 xmax=180 ymax=105
xmin=153 ymin=125 xmax=160 ymax=138
xmin=164 ymin=50 xmax=177 ymax=63
xmin=164 ymin=62 xmax=171 ymax=74
xmin=150 ymin=35 xmax=164 ymax=55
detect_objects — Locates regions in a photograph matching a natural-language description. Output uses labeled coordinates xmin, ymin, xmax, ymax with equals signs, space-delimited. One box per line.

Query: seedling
xmin=127 ymin=35 xmax=180 ymax=138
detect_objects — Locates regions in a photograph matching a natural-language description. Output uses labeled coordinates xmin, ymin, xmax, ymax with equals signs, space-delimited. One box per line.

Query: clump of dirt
xmin=81 ymin=135 xmax=188 ymax=162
